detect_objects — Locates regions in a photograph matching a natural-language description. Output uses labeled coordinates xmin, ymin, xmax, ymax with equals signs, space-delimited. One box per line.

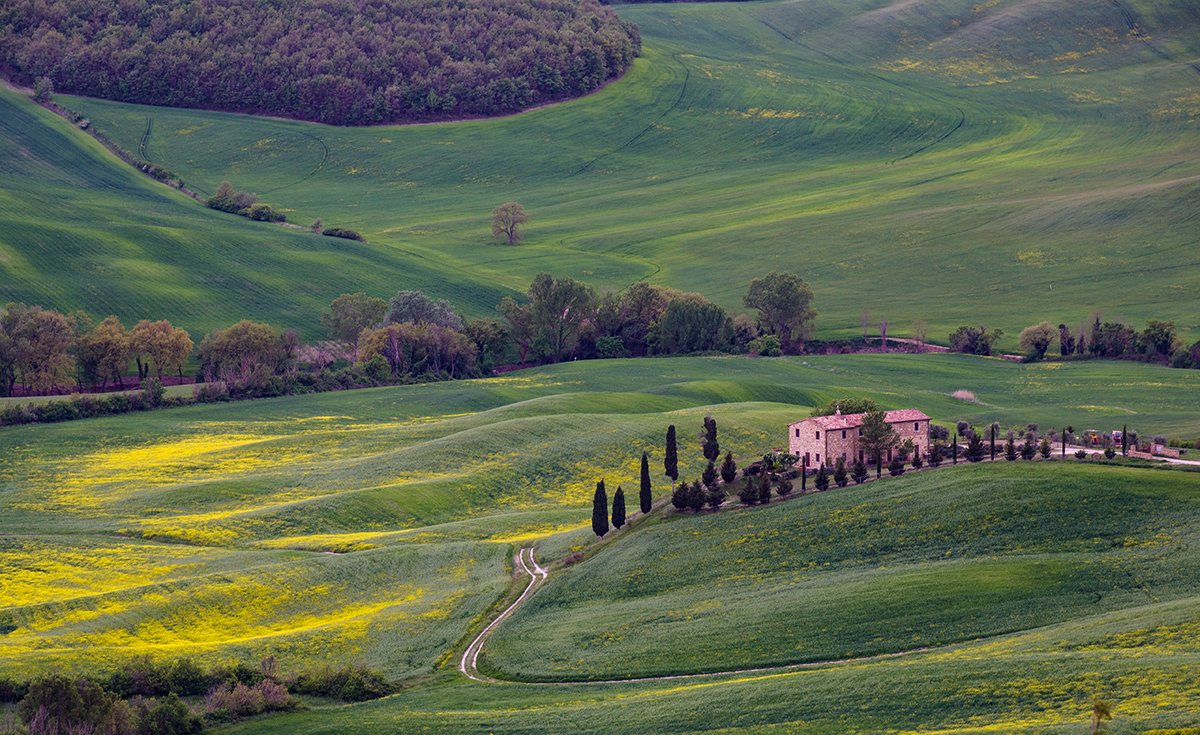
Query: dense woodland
xmin=0 ymin=0 xmax=641 ymax=125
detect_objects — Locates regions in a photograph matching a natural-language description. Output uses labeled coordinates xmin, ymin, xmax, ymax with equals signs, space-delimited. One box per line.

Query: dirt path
xmin=459 ymin=545 xmax=932 ymax=685
xmin=460 ymin=547 xmax=547 ymax=682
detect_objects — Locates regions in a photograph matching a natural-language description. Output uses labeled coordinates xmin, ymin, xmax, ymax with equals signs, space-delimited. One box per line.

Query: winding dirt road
xmin=458 ymin=546 xmax=929 ymax=685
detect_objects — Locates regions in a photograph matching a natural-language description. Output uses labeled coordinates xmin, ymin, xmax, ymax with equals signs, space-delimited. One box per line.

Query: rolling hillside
xmin=3 ymin=354 xmax=1200 ymax=731
xmin=12 ymin=0 xmax=1191 ymax=347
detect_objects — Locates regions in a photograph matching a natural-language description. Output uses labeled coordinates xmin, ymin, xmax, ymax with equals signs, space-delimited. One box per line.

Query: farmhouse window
xmin=805 ymin=452 xmax=810 ymax=466
xmin=816 ymin=453 xmax=820 ymax=464
xmin=858 ymin=428 xmax=863 ymax=436
xmin=795 ymin=428 xmax=800 ymax=437
xmin=816 ymin=431 xmax=820 ymax=439
xmin=842 ymin=452 xmax=847 ymax=460
xmin=915 ymin=422 xmax=920 ymax=431
xmin=842 ymin=430 xmax=846 ymax=439
xmin=859 ymin=450 xmax=864 ymax=462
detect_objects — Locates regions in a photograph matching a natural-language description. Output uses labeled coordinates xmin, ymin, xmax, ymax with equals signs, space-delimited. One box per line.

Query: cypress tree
xmin=834 ymin=456 xmax=848 ymax=487
xmin=612 ymin=486 xmax=626 ymax=529
xmin=758 ymin=473 xmax=772 ymax=504
xmin=1063 ymin=424 xmax=1072 ymax=457
xmin=929 ymin=442 xmax=943 ymax=467
xmin=639 ymin=451 xmax=652 ymax=514
xmin=814 ymin=465 xmax=830 ymax=491
xmin=701 ymin=460 xmax=719 ymax=491
xmin=664 ymin=425 xmax=678 ymax=490
xmin=800 ymin=455 xmax=807 ymax=492
xmin=688 ymin=480 xmax=707 ymax=512
xmin=851 ymin=458 xmax=868 ymax=484
xmin=702 ymin=415 xmax=720 ymax=462
xmin=952 ymin=432 xmax=958 ymax=465
xmin=1122 ymin=423 xmax=1128 ymax=455
xmin=720 ymin=451 xmax=738 ymax=484
xmin=592 ymin=480 xmax=609 ymax=537
xmin=1005 ymin=437 xmax=1017 ymax=461
xmin=989 ymin=423 xmax=996 ymax=461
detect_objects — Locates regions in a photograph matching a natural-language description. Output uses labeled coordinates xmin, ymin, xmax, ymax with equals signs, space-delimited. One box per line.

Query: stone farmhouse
xmin=787 ymin=409 xmax=931 ymax=468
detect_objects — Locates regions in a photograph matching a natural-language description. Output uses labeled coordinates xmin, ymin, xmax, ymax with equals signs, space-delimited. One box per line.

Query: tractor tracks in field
xmin=458 ymin=546 xmax=931 ymax=686
xmin=567 ymin=53 xmax=691 ymax=177
xmin=755 ymin=16 xmax=966 ymax=164
xmin=135 ymin=116 xmax=328 ymax=198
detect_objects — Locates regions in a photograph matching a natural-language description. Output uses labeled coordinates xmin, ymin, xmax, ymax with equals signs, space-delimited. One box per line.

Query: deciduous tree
xmin=859 ymin=408 xmax=899 ymax=478
xmin=742 ymin=271 xmax=817 ymax=354
xmin=1018 ymin=321 xmax=1057 ymax=360
xmin=491 ymin=202 xmax=528 ymax=245
xmin=387 ymin=291 xmax=462 ymax=330
xmin=323 ymin=293 xmax=387 ymax=364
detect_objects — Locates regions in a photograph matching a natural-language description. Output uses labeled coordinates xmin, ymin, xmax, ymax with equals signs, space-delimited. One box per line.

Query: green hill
xmin=0 ymin=86 xmax=518 ymax=339
xmin=22 ymin=0 xmax=1194 ymax=348
xmin=3 ymin=354 xmax=1200 ymax=730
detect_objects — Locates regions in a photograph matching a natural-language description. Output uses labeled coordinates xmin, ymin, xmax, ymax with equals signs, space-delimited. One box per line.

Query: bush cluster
xmin=0 ymin=657 xmax=392 ymax=735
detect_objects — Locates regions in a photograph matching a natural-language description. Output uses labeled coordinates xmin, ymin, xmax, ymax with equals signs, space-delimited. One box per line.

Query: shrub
xmin=1104 ymin=447 xmax=1116 ymax=459
xmin=813 ymin=465 xmax=830 ymax=491
xmin=851 ymin=459 xmax=868 ymax=484
xmin=322 ymin=227 xmax=365 ymax=241
xmin=951 ymin=389 xmax=977 ymax=402
xmin=748 ymin=334 xmax=782 ymax=356
xmin=887 ymin=456 xmax=905 ymax=476
xmin=910 ymin=453 xmax=923 ymax=469
xmin=244 ymin=203 xmax=286 ymax=222
xmin=1075 ymin=449 xmax=1088 ymax=459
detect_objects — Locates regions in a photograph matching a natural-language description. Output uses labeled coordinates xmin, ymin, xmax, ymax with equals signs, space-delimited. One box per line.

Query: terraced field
xmin=5 ymin=0 xmax=1199 ymax=345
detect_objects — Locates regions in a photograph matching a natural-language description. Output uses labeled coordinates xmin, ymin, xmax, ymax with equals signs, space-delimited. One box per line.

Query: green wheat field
xmin=3 ymin=0 xmax=1198 ymax=343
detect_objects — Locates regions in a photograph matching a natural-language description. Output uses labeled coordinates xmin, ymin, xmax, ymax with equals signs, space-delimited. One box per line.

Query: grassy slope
xmin=485 ymin=462 xmax=1200 ymax=679
xmin=29 ymin=0 xmax=1199 ymax=346
xmin=215 ymin=464 xmax=1200 ymax=734
xmin=0 ymin=87 xmax=517 ymax=339
xmin=4 ymin=353 xmax=1200 ymax=689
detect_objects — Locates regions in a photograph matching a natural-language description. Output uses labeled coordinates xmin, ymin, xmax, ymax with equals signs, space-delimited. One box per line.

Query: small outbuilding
xmin=788 ymin=409 xmax=931 ymax=467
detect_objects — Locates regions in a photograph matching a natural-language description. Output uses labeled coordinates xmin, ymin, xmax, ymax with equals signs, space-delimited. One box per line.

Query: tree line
xmin=1014 ymin=315 xmax=1200 ymax=367
xmin=1 ymin=269 xmax=816 ymax=424
xmin=496 ymin=270 xmax=816 ymax=364
xmin=1 ymin=0 xmax=640 ymax=125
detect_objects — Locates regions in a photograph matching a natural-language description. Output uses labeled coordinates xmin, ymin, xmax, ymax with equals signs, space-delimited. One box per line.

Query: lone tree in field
xmin=742 ymin=271 xmax=817 ymax=354
xmin=639 ymin=451 xmax=652 ymax=514
xmin=592 ymin=480 xmax=609 ymax=537
xmin=859 ymin=408 xmax=899 ymax=478
xmin=701 ymin=414 xmax=720 ymax=462
xmin=611 ymin=486 xmax=626 ymax=530
xmin=491 ymin=202 xmax=528 ymax=245
xmin=664 ymin=424 xmax=678 ymax=491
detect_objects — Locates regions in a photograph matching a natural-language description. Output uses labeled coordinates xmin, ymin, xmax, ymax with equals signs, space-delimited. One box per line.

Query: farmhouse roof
xmin=789 ymin=409 xmax=930 ymax=430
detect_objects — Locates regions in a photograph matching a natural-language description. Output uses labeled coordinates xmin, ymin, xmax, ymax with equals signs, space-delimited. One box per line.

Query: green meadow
xmin=4 ymin=0 xmax=1199 ymax=344
xmin=3 ymin=353 xmax=1200 ymax=732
